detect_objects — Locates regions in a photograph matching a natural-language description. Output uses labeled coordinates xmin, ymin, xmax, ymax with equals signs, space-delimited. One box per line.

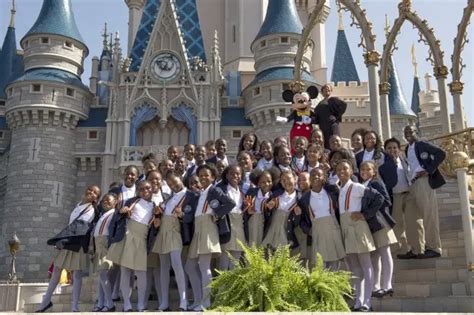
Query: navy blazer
xmin=215 ymin=182 xmax=244 ymax=244
xmin=359 ymin=186 xmax=385 ymax=229
xmin=109 ymin=185 xmax=136 ymax=210
xmin=182 ymin=185 xmax=236 ymax=245
xmin=147 ymin=190 xmax=199 ymax=251
xmin=205 ymin=155 xmax=234 ymax=166
xmin=405 ymin=140 xmax=446 ymax=189
xmin=355 ymin=151 xmax=397 ymax=191
xmin=365 ymin=179 xmax=396 ymax=234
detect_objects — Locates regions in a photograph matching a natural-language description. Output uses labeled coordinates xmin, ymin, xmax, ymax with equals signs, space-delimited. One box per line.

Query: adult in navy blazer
xmin=205 ymin=138 xmax=234 ymax=166
xmin=404 ymin=127 xmax=446 ymax=189
xmin=183 ymin=145 xmax=207 ymax=185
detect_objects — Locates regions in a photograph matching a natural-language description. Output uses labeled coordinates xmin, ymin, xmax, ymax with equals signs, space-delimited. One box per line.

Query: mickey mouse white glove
xmin=276 ymin=116 xmax=288 ymax=123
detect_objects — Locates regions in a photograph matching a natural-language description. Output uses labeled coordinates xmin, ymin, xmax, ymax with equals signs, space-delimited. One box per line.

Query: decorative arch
xmin=294 ymin=0 xmax=383 ymax=136
xmin=380 ymin=0 xmax=451 ymax=135
xmin=129 ymin=103 xmax=160 ymax=146
xmin=449 ymin=0 xmax=473 ymax=130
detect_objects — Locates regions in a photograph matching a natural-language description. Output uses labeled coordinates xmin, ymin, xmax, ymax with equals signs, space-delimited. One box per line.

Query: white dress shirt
xmin=195 ymin=185 xmax=212 ymax=216
xmin=306 ymin=162 xmax=320 ymax=174
xmin=152 ymin=192 xmax=164 ymax=206
xmin=338 ymin=180 xmax=365 ymax=213
xmin=278 ymin=191 xmax=297 ymax=212
xmin=362 ymin=149 xmax=375 ymax=162
xmin=328 ymin=172 xmax=339 ymax=185
xmin=227 ymin=184 xmax=243 ymax=214
xmin=293 ymin=156 xmax=305 ymax=172
xmin=256 ymin=158 xmax=274 ymax=170
xmin=130 ymin=199 xmax=154 ymax=224
xmin=161 ymin=181 xmax=172 ymax=195
xmin=254 ymin=190 xmax=270 ymax=214
xmin=69 ymin=202 xmax=95 ymax=224
xmin=164 ymin=188 xmax=187 ymax=215
xmin=310 ymin=190 xmax=332 ymax=218
xmin=121 ymin=185 xmax=136 ymax=204
xmin=407 ymin=143 xmax=425 ymax=181
xmin=241 ymin=172 xmax=252 ymax=194
xmin=94 ymin=209 xmax=115 ymax=236
xmin=392 ymin=157 xmax=410 ymax=193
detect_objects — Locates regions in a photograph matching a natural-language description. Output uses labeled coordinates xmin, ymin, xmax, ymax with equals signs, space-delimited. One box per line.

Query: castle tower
xmin=242 ymin=0 xmax=317 ymax=141
xmin=1 ymin=0 xmax=92 ymax=281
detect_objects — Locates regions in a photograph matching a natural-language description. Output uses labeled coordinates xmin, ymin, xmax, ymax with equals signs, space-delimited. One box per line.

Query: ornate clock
xmin=150 ymin=52 xmax=181 ymax=81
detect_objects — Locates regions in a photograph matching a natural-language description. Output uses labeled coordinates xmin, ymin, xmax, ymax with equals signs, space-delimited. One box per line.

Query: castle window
xmin=0 ymin=131 xmax=4 ymax=140
xmin=232 ymin=130 xmax=242 ymax=139
xmin=253 ymin=87 xmax=261 ymax=97
xmin=31 ymin=84 xmax=42 ymax=93
xmin=65 ymin=41 xmax=73 ymax=49
xmin=87 ymin=130 xmax=99 ymax=140
xmin=66 ymin=88 xmax=75 ymax=98
xmin=41 ymin=37 xmax=49 ymax=44
xmin=260 ymin=40 xmax=267 ymax=48
xmin=0 ymin=100 xmax=5 ymax=106
xmin=24 ymin=40 xmax=29 ymax=48
xmin=7 ymin=88 xmax=13 ymax=97
xmin=232 ymin=25 xmax=236 ymax=43
xmin=280 ymin=36 xmax=289 ymax=44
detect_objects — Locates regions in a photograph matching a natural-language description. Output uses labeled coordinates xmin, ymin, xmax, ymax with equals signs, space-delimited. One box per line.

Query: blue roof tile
xmin=12 ymin=68 xmax=89 ymax=91
xmin=255 ymin=0 xmax=303 ymax=41
xmin=221 ymin=108 xmax=252 ymax=127
xmin=77 ymin=108 xmax=108 ymax=127
xmin=248 ymin=67 xmax=316 ymax=87
xmin=0 ymin=26 xmax=23 ymax=99
xmin=330 ymin=30 xmax=360 ymax=84
xmin=129 ymin=0 xmax=206 ymax=72
xmin=23 ymin=0 xmax=86 ymax=49
xmin=388 ymin=58 xmax=416 ymax=117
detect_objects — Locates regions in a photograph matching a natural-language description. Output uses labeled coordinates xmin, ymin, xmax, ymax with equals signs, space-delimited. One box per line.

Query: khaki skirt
xmin=107 ymin=219 xmax=149 ymax=271
xmin=340 ymin=212 xmax=376 ymax=254
xmin=188 ymin=214 xmax=221 ymax=259
xmin=54 ymin=248 xmax=88 ymax=271
xmin=310 ymin=216 xmax=345 ymax=264
xmin=91 ymin=236 xmax=113 ymax=273
xmin=147 ymin=252 xmax=160 ymax=268
xmin=222 ymin=213 xmax=246 ymax=252
xmin=262 ymin=210 xmax=289 ymax=249
xmin=248 ymin=213 xmax=264 ymax=247
xmin=373 ymin=227 xmax=398 ymax=248
xmin=152 ymin=215 xmax=183 ymax=254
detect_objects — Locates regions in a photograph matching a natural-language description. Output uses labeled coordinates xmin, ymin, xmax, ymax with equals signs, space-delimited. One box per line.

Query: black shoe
xmin=112 ymin=297 xmax=121 ymax=302
xmin=158 ymin=308 xmax=170 ymax=312
xmin=93 ymin=305 xmax=104 ymax=312
xmin=350 ymin=306 xmax=360 ymax=312
xmin=359 ymin=305 xmax=373 ymax=312
xmin=419 ymin=249 xmax=441 ymax=259
xmin=35 ymin=302 xmax=53 ymax=313
xmin=101 ymin=305 xmax=116 ymax=312
xmin=139 ymin=308 xmax=148 ymax=312
xmin=372 ymin=289 xmax=385 ymax=298
xmin=384 ymin=288 xmax=394 ymax=297
xmin=397 ymin=250 xmax=417 ymax=259
xmin=178 ymin=307 xmax=187 ymax=312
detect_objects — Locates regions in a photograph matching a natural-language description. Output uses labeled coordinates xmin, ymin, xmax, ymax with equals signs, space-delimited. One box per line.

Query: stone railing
xmin=428 ymin=127 xmax=474 ymax=177
xmin=120 ymin=145 xmax=169 ymax=167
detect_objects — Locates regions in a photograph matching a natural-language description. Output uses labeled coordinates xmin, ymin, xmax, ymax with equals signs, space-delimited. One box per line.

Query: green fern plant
xmin=209 ymin=241 xmax=352 ymax=312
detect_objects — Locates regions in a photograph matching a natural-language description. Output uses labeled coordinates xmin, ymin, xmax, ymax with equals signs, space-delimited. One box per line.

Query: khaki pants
xmin=406 ymin=177 xmax=442 ymax=254
xmin=392 ymin=192 xmax=425 ymax=254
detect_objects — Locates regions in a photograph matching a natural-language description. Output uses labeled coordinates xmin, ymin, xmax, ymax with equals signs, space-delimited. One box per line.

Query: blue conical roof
xmin=254 ymin=0 xmax=303 ymax=41
xmin=331 ymin=29 xmax=360 ymax=84
xmin=388 ymin=57 xmax=416 ymax=116
xmin=0 ymin=26 xmax=23 ymax=99
xmin=23 ymin=0 xmax=85 ymax=48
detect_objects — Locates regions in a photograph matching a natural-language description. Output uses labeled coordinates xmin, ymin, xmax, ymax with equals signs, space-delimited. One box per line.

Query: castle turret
xmin=1 ymin=0 xmax=92 ymax=281
xmin=242 ymin=0 xmax=317 ymax=141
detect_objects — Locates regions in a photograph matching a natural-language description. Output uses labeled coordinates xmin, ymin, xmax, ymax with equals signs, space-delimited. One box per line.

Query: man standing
xmin=312 ymin=84 xmax=347 ymax=150
xmin=401 ymin=125 xmax=446 ymax=259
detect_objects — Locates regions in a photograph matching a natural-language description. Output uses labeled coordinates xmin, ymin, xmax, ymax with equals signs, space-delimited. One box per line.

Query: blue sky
xmin=1 ymin=0 xmax=472 ymax=127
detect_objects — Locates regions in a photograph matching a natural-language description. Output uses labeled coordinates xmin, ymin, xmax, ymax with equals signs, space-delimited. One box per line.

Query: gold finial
xmin=338 ymin=11 xmax=344 ymax=31
xmin=411 ymin=43 xmax=418 ymax=77
xmin=9 ymin=0 xmax=16 ymax=28
xmin=102 ymin=22 xmax=108 ymax=50
xmin=384 ymin=14 xmax=390 ymax=37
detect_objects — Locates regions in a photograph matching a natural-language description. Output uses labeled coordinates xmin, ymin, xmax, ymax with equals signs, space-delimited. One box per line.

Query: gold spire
xmin=9 ymin=0 xmax=16 ymax=28
xmin=411 ymin=43 xmax=418 ymax=77
xmin=384 ymin=14 xmax=390 ymax=38
xmin=338 ymin=11 xmax=344 ymax=31
xmin=102 ymin=22 xmax=108 ymax=50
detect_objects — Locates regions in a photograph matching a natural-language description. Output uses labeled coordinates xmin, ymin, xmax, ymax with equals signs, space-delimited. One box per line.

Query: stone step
xmin=390 ymin=282 xmax=469 ymax=298
xmin=393 ymin=256 xmax=467 ymax=271
xmin=393 ymin=267 xmax=467 ymax=284
xmin=371 ymin=295 xmax=474 ymax=312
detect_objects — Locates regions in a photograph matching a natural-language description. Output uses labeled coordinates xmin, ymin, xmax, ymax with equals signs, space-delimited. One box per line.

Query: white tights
xmin=38 ymin=267 xmax=83 ymax=312
xmin=185 ymin=254 xmax=213 ymax=308
xmin=96 ymin=269 xmax=113 ymax=309
xmin=218 ymin=250 xmax=242 ymax=270
xmin=160 ymin=250 xmax=187 ymax=310
xmin=371 ymin=245 xmax=394 ymax=291
xmin=120 ymin=266 xmax=147 ymax=311
xmin=346 ymin=253 xmax=373 ymax=309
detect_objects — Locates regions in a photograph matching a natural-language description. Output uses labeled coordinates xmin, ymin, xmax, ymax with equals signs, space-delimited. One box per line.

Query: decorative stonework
xmin=449 ymin=80 xmax=464 ymax=94
xmin=363 ymin=50 xmax=380 ymax=65
xmin=379 ymin=81 xmax=391 ymax=94
xmin=434 ymin=65 xmax=449 ymax=79
xmin=452 ymin=151 xmax=471 ymax=170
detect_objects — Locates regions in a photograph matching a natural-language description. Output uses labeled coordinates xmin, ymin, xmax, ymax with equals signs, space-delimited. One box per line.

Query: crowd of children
xmin=36 ymin=124 xmax=446 ymax=313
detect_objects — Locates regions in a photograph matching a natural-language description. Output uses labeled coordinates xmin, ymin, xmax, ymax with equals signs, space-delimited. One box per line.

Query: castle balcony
xmin=120 ymin=145 xmax=169 ymax=167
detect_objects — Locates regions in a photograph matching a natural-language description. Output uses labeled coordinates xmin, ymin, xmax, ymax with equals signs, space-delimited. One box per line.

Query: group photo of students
xmin=35 ymin=121 xmax=446 ymax=313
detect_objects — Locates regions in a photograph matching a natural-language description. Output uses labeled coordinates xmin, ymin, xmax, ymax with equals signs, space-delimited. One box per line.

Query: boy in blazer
xmin=403 ymin=125 xmax=446 ymax=258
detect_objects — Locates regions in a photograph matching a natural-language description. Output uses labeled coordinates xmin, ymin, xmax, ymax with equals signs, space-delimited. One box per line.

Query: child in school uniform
xmin=274 ymin=145 xmax=292 ymax=172
xmin=91 ymin=193 xmax=117 ymax=312
xmin=36 ymin=185 xmax=101 ymax=313
xmin=294 ymin=172 xmax=311 ymax=262
xmin=184 ymin=164 xmax=235 ymax=311
xmin=149 ymin=172 xmax=198 ymax=311
xmin=107 ymin=180 xmax=157 ymax=312
xmin=359 ymin=161 xmax=397 ymax=298
xmin=335 ymin=160 xmax=384 ymax=312
xmin=217 ymin=165 xmax=246 ymax=270
xmin=238 ymin=132 xmax=259 ymax=163
xmin=256 ymin=140 xmax=274 ymax=171
xmin=261 ymin=171 xmax=300 ymax=250
xmin=244 ymin=169 xmax=274 ymax=247
xmin=238 ymin=151 xmax=255 ymax=194
xmin=298 ymin=168 xmax=345 ymax=270
xmin=291 ymin=136 xmax=308 ymax=175
xmin=305 ymin=143 xmax=322 ymax=173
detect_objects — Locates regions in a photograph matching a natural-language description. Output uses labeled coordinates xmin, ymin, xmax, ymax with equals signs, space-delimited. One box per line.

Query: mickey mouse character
xmin=277 ymin=86 xmax=319 ymax=154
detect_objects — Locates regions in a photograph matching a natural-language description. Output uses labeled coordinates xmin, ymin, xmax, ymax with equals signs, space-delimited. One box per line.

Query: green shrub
xmin=209 ymin=241 xmax=352 ymax=312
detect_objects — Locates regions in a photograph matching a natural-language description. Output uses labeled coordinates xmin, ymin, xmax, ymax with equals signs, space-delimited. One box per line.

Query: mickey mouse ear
xmin=282 ymin=90 xmax=295 ymax=102
xmin=306 ymin=86 xmax=319 ymax=99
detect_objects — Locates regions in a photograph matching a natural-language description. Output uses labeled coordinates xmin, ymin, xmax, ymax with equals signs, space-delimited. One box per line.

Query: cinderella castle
xmin=0 ymin=1 xmax=471 ymax=309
